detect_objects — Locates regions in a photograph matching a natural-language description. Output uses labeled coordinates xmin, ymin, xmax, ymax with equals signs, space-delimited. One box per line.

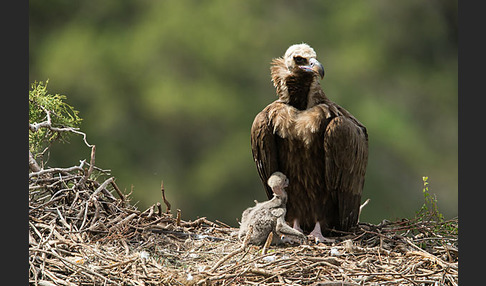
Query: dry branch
xmin=29 ymin=106 xmax=93 ymax=148
xmin=160 ymin=181 xmax=171 ymax=214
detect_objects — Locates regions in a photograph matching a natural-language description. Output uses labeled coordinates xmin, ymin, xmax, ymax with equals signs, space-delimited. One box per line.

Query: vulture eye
xmin=294 ymin=56 xmax=307 ymax=65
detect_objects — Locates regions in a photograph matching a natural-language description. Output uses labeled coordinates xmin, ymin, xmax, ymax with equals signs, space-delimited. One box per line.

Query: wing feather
xmin=251 ymin=109 xmax=279 ymax=199
xmin=324 ymin=116 xmax=368 ymax=230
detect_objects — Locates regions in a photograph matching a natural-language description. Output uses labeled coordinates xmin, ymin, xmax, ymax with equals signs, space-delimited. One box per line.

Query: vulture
xmin=250 ymin=43 xmax=368 ymax=242
xmin=239 ymin=172 xmax=306 ymax=245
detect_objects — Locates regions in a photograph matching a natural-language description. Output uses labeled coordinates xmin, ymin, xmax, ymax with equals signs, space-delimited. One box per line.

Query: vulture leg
xmin=292 ymin=219 xmax=304 ymax=233
xmin=308 ymin=221 xmax=335 ymax=244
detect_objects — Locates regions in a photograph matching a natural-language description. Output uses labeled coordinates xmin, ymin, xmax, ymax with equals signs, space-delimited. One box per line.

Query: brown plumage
xmin=250 ymin=43 xmax=368 ymax=241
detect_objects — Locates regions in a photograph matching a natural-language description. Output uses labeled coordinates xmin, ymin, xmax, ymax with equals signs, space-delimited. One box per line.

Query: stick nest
xmin=29 ymin=163 xmax=458 ymax=286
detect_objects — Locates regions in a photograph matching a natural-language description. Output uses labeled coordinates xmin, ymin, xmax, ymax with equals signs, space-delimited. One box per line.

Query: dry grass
xmin=29 ymin=164 xmax=457 ymax=285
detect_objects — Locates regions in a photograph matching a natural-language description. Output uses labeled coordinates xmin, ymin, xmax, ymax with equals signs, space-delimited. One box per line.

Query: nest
xmin=29 ymin=159 xmax=458 ymax=285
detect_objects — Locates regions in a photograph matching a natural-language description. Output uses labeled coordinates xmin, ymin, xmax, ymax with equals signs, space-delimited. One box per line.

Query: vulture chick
xmin=250 ymin=43 xmax=368 ymax=243
xmin=238 ymin=172 xmax=306 ymax=245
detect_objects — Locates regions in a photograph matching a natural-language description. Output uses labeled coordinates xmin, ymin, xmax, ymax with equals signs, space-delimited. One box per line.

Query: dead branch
xmin=110 ymin=179 xmax=126 ymax=203
xmin=78 ymin=145 xmax=96 ymax=187
xmin=29 ymin=150 xmax=42 ymax=172
xmin=261 ymin=232 xmax=273 ymax=255
xmin=29 ymin=106 xmax=93 ymax=148
xmin=29 ymin=160 xmax=86 ymax=179
xmin=160 ymin=181 xmax=171 ymax=214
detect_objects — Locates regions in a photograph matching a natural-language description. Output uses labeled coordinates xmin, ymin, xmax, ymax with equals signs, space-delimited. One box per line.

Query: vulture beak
xmin=299 ymin=58 xmax=325 ymax=79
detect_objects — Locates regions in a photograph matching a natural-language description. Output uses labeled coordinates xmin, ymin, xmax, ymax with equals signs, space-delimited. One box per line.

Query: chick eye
xmin=294 ymin=56 xmax=307 ymax=65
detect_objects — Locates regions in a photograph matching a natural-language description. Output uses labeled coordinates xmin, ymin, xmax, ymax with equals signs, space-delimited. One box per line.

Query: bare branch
xmin=78 ymin=145 xmax=96 ymax=187
xmin=29 ymin=107 xmax=93 ymax=148
xmin=29 ymin=160 xmax=86 ymax=179
xmin=160 ymin=181 xmax=171 ymax=214
xmin=29 ymin=151 xmax=41 ymax=172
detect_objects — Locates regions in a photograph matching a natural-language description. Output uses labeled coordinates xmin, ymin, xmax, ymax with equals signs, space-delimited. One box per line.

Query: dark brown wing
xmin=251 ymin=109 xmax=279 ymax=199
xmin=324 ymin=115 xmax=368 ymax=231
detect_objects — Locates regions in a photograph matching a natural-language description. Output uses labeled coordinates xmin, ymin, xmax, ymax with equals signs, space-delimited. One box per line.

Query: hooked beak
xmin=284 ymin=178 xmax=289 ymax=188
xmin=299 ymin=58 xmax=325 ymax=79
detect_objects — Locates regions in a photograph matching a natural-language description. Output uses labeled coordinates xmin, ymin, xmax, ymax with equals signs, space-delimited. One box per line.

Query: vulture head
xmin=284 ymin=43 xmax=325 ymax=79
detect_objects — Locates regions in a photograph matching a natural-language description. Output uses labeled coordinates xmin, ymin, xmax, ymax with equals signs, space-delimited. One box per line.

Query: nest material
xmin=29 ymin=163 xmax=458 ymax=286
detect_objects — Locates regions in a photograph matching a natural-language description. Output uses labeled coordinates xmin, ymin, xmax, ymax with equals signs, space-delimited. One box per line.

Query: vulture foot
xmin=308 ymin=222 xmax=335 ymax=244
xmin=292 ymin=219 xmax=304 ymax=233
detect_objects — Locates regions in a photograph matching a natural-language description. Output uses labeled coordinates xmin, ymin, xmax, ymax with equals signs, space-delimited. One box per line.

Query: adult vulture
xmin=250 ymin=43 xmax=368 ymax=242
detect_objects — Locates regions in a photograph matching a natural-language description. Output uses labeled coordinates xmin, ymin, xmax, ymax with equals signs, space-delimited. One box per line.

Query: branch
xmin=90 ymin=177 xmax=115 ymax=199
xmin=160 ymin=181 xmax=171 ymax=214
xmin=29 ymin=151 xmax=41 ymax=172
xmin=29 ymin=107 xmax=93 ymax=148
xmin=111 ymin=180 xmax=126 ymax=203
xmin=78 ymin=145 xmax=96 ymax=187
xmin=261 ymin=231 xmax=273 ymax=255
xmin=29 ymin=160 xmax=86 ymax=179
xmin=358 ymin=198 xmax=370 ymax=222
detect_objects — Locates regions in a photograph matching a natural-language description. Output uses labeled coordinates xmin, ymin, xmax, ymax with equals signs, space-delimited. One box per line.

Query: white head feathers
xmin=284 ymin=43 xmax=317 ymax=68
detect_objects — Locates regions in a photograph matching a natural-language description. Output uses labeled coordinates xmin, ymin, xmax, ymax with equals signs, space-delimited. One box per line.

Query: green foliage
xmin=29 ymin=80 xmax=82 ymax=156
xmin=414 ymin=176 xmax=457 ymax=237
xmin=416 ymin=176 xmax=443 ymax=222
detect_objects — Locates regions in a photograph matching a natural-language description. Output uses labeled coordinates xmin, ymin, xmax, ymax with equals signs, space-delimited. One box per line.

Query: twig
xmin=111 ymin=213 xmax=138 ymax=231
xmin=78 ymin=145 xmax=96 ymax=187
xmin=176 ymin=209 xmax=181 ymax=226
xmin=262 ymin=232 xmax=273 ymax=255
xmin=90 ymin=177 xmax=115 ymax=199
xmin=29 ymin=150 xmax=42 ymax=172
xmin=358 ymin=198 xmax=370 ymax=222
xmin=181 ymin=217 xmax=219 ymax=228
xmin=209 ymin=226 xmax=253 ymax=273
xmin=111 ymin=179 xmax=126 ymax=203
xmin=215 ymin=220 xmax=232 ymax=228
xmin=29 ymin=160 xmax=86 ymax=179
xmin=145 ymin=204 xmax=154 ymax=219
xmin=78 ymin=200 xmax=90 ymax=232
xmin=156 ymin=202 xmax=162 ymax=216
xmin=160 ymin=181 xmax=171 ymax=214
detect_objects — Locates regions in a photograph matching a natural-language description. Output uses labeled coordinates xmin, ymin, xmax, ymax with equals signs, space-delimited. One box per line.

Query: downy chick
xmin=239 ymin=172 xmax=306 ymax=245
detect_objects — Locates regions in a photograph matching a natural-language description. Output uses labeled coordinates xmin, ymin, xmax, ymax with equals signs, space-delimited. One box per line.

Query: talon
xmin=309 ymin=221 xmax=335 ymax=244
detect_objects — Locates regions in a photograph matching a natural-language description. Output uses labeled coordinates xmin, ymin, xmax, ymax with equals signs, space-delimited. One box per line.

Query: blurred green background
xmin=29 ymin=0 xmax=457 ymax=226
